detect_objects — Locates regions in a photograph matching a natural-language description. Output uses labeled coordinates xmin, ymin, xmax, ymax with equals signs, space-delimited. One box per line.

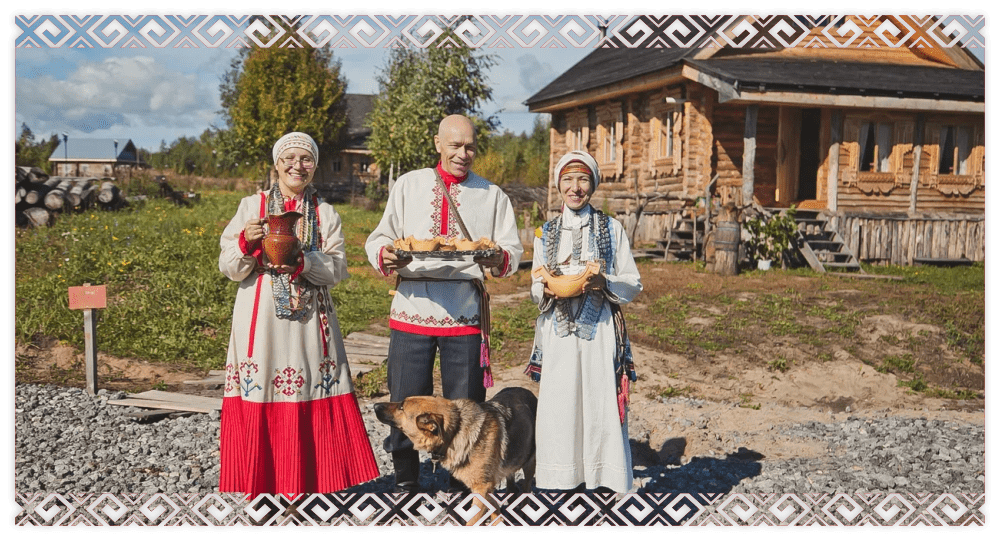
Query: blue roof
xmin=49 ymin=138 xmax=139 ymax=162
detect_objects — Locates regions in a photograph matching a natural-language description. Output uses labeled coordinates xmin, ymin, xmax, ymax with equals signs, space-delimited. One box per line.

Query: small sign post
xmin=68 ymin=283 xmax=107 ymax=395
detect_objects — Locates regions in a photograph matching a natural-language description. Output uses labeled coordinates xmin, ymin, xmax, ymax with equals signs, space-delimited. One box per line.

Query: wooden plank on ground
xmin=344 ymin=332 xmax=390 ymax=347
xmin=108 ymin=390 xmax=222 ymax=413
xmin=343 ymin=344 xmax=389 ymax=356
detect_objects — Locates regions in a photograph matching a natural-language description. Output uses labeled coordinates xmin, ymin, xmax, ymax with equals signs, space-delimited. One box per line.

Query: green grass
xmin=15 ymin=193 xmax=389 ymax=371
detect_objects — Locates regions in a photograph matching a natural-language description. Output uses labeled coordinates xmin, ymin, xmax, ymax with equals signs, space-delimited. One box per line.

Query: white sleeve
xmin=490 ymin=189 xmax=524 ymax=278
xmin=364 ymin=175 xmax=406 ymax=275
xmin=603 ymin=219 xmax=642 ymax=304
xmin=299 ymin=203 xmax=349 ymax=287
xmin=218 ymin=195 xmax=261 ymax=283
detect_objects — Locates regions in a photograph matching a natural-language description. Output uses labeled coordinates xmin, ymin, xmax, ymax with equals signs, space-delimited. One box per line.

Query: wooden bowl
xmin=532 ymin=260 xmax=601 ymax=298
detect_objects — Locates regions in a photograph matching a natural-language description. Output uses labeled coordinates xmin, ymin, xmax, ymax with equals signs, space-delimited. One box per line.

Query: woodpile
xmin=15 ymin=167 xmax=168 ymax=228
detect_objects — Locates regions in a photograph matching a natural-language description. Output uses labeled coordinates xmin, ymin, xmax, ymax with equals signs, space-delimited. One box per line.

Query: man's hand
xmin=382 ymin=246 xmax=412 ymax=271
xmin=474 ymin=249 xmax=504 ymax=271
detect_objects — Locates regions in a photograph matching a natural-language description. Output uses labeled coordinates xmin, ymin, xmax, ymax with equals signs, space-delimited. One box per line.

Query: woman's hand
xmin=266 ymin=252 xmax=303 ymax=275
xmin=382 ymin=246 xmax=413 ymax=271
xmin=244 ymin=218 xmax=266 ymax=243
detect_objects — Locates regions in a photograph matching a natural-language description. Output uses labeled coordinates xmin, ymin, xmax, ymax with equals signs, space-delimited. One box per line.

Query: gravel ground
xmin=14 ymin=384 xmax=985 ymax=495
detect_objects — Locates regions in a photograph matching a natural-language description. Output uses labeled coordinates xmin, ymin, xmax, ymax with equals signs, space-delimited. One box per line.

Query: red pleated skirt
xmin=218 ymin=393 xmax=380 ymax=497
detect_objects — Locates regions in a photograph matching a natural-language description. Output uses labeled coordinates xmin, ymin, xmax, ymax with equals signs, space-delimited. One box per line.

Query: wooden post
xmin=68 ymin=283 xmax=107 ymax=395
xmin=742 ymin=104 xmax=758 ymax=207
xmin=828 ymin=110 xmax=842 ymax=212
xmin=909 ymin=114 xmax=925 ymax=215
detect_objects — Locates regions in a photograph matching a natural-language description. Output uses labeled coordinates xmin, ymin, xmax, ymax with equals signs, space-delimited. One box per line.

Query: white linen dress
xmin=530 ymin=205 xmax=642 ymax=493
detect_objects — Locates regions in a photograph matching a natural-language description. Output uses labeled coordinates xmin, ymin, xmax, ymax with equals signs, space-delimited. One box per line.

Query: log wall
xmin=832 ymin=213 xmax=984 ymax=265
xmin=713 ymin=101 xmax=779 ymax=207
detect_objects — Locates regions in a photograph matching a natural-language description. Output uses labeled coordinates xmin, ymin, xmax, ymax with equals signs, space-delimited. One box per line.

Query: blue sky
xmin=14 ymin=24 xmax=591 ymax=152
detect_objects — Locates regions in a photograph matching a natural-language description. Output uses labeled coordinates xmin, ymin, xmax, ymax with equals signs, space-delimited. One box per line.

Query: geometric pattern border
xmin=14 ymin=492 xmax=985 ymax=526
xmin=14 ymin=15 xmax=985 ymax=50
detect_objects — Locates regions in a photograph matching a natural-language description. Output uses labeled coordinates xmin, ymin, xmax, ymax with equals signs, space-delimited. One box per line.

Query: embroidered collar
xmin=560 ymin=203 xmax=592 ymax=230
xmin=436 ymin=162 xmax=467 ymax=184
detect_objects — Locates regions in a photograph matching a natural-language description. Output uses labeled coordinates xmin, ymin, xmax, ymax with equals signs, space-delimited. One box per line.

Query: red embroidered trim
xmin=390 ymin=319 xmax=481 ymax=336
xmin=247 ymin=274 xmax=264 ymax=358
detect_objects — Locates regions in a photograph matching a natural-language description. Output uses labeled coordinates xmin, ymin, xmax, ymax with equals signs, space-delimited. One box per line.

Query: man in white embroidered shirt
xmin=365 ymin=114 xmax=523 ymax=491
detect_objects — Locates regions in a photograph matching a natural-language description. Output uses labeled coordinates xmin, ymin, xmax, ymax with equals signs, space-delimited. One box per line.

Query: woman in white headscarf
xmin=218 ymin=132 xmax=378 ymax=497
xmin=526 ymin=149 xmax=643 ymax=494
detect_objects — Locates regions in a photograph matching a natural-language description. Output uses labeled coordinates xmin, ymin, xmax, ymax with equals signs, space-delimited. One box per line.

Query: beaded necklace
xmin=541 ymin=206 xmax=615 ymax=340
xmin=266 ymin=182 xmax=321 ymax=320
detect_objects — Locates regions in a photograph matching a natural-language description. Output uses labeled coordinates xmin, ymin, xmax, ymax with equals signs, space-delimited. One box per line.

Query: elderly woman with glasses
xmin=526 ymin=149 xmax=643 ymax=494
xmin=218 ymin=132 xmax=378 ymax=497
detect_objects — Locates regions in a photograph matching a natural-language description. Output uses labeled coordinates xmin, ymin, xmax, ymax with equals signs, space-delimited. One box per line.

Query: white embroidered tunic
xmin=365 ymin=167 xmax=523 ymax=336
xmin=530 ymin=205 xmax=643 ymax=493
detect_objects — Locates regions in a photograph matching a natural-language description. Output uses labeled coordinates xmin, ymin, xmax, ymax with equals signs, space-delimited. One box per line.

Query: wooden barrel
xmin=714 ymin=221 xmax=740 ymax=276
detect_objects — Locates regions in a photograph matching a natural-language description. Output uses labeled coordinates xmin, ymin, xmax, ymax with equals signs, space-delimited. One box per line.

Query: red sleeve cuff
xmin=289 ymin=256 xmax=305 ymax=282
xmin=238 ymin=230 xmax=260 ymax=255
xmin=378 ymin=246 xmax=394 ymax=277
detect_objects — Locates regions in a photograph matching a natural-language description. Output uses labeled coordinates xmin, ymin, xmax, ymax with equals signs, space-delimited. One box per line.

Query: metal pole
xmin=82 ymin=282 xmax=98 ymax=395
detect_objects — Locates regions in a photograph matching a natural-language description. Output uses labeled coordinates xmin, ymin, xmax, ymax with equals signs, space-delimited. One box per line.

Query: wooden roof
xmin=344 ymin=93 xmax=375 ymax=150
xmin=525 ymin=47 xmax=695 ymax=107
xmin=687 ymin=58 xmax=984 ymax=101
xmin=49 ymin=138 xmax=141 ymax=163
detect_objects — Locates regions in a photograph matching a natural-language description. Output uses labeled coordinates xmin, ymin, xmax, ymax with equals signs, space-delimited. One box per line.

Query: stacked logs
xmin=15 ymin=167 xmax=129 ymax=228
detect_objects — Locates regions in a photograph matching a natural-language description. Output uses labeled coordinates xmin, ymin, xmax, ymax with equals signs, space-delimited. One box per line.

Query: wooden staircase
xmin=776 ymin=208 xmax=864 ymax=274
xmin=656 ymin=211 xmax=706 ymax=261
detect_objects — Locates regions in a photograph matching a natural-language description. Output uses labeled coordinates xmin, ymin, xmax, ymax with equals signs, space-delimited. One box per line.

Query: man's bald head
xmin=438 ymin=114 xmax=476 ymax=140
xmin=434 ymin=114 xmax=477 ymax=179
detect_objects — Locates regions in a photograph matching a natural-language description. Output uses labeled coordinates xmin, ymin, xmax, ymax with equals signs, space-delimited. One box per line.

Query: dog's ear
xmin=416 ymin=413 xmax=444 ymax=437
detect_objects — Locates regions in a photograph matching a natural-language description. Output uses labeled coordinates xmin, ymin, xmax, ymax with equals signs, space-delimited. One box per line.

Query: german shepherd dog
xmin=374 ymin=386 xmax=538 ymax=525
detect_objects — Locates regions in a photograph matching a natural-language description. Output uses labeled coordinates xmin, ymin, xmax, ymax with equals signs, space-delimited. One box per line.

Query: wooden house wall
xmin=835 ymin=110 xmax=984 ymax=215
xmin=546 ymin=84 xmax=710 ymax=242
xmin=712 ymin=101 xmax=779 ymax=207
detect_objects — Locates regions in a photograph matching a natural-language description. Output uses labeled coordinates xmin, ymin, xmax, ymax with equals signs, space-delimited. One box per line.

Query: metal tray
xmin=395 ymin=248 xmax=499 ymax=261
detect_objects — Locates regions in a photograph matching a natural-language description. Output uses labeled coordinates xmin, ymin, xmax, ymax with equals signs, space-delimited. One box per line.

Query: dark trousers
xmin=383 ymin=329 xmax=485 ymax=454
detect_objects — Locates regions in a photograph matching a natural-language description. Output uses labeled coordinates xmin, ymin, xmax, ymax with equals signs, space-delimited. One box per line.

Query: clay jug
xmin=263 ymin=211 xmax=302 ymax=267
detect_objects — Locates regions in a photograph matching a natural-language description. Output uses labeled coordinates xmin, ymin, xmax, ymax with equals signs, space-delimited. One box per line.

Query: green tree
xmin=15 ymin=123 xmax=59 ymax=173
xmin=366 ymin=29 xmax=498 ymax=177
xmin=218 ymin=35 xmax=348 ymax=169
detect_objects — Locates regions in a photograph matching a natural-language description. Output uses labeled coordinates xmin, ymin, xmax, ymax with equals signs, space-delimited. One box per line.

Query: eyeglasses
xmin=279 ymin=155 xmax=315 ymax=169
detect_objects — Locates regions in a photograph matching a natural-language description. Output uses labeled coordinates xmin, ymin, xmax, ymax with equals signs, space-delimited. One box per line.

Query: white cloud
xmin=517 ymin=53 xmax=556 ymax=95
xmin=15 ymin=54 xmax=220 ymax=145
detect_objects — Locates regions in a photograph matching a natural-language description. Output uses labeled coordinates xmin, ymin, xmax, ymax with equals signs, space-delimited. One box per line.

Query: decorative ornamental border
xmin=13 ymin=12 xmax=986 ymax=528
xmin=14 ymin=491 xmax=985 ymax=526
xmin=14 ymin=15 xmax=985 ymax=50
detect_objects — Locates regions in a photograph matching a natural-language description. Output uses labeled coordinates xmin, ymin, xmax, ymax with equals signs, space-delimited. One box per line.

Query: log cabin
xmin=525 ymin=16 xmax=985 ymax=267
xmin=48 ymin=138 xmax=146 ymax=178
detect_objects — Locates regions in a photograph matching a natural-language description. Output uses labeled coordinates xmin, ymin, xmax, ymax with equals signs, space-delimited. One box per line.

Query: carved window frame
xmin=649 ymin=91 xmax=683 ymax=176
xmin=596 ymin=102 xmax=624 ymax=180
xmin=843 ymin=115 xmax=913 ymax=194
xmin=924 ymin=120 xmax=984 ymax=194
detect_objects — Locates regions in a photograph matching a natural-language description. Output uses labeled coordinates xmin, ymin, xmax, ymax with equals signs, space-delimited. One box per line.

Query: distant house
xmin=48 ymin=138 xmax=146 ymax=177
xmin=312 ymin=93 xmax=380 ymax=201
xmin=526 ymin=16 xmax=985 ymax=266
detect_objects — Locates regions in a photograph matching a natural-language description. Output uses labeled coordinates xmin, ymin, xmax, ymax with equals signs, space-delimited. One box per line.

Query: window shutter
xmin=925 ymin=124 xmax=941 ymax=187
xmin=895 ymin=121 xmax=914 ymax=186
xmin=843 ymin=118 xmax=860 ymax=186
xmin=672 ymin=107 xmax=682 ymax=175
xmin=973 ymin=125 xmax=985 ymax=187
xmin=616 ymin=109 xmax=625 ymax=176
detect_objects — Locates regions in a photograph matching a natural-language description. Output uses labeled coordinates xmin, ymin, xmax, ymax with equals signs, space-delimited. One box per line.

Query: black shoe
xmin=392 ymin=450 xmax=420 ymax=490
xmin=394 ymin=481 xmax=421 ymax=493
